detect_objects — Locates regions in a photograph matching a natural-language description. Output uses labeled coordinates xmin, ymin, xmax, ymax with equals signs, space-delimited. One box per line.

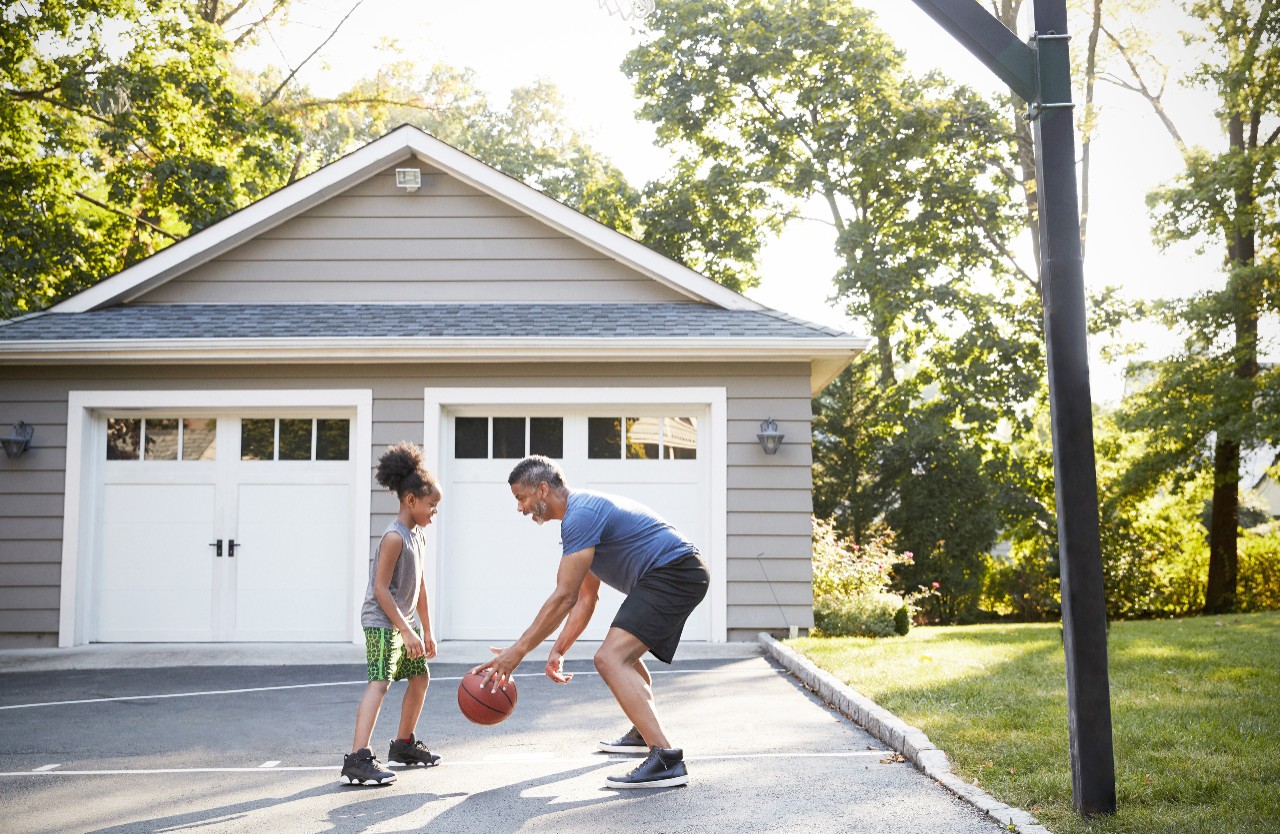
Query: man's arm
xmin=474 ymin=546 xmax=595 ymax=689
xmin=546 ymin=571 xmax=601 ymax=683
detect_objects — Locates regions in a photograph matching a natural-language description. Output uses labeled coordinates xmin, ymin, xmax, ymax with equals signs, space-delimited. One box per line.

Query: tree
xmin=0 ymin=0 xmax=301 ymax=318
xmin=624 ymin=0 xmax=1043 ymax=621
xmin=1111 ymin=0 xmax=1279 ymax=612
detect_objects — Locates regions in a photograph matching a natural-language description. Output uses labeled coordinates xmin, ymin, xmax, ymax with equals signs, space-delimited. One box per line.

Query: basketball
xmin=457 ymin=672 xmax=517 ymax=725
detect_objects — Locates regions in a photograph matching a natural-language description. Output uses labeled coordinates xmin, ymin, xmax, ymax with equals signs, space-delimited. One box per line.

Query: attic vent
xmin=395 ymin=168 xmax=422 ymax=192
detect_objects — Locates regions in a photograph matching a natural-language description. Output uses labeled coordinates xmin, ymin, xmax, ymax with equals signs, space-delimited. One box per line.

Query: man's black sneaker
xmin=340 ymin=747 xmax=397 ymax=785
xmin=597 ymin=725 xmax=649 ymax=754
xmin=388 ymin=733 xmax=441 ymax=767
xmin=605 ymin=746 xmax=689 ymax=789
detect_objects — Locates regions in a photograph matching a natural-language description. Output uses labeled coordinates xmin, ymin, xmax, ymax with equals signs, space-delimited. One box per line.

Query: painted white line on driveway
xmin=0 ymin=750 xmax=886 ymax=778
xmin=258 ymin=761 xmax=281 ymax=768
xmin=0 ymin=666 xmax=779 ymax=712
xmin=32 ymin=764 xmax=60 ymax=771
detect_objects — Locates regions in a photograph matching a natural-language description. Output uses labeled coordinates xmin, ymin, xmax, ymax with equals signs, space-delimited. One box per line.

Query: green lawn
xmin=787 ymin=611 xmax=1280 ymax=834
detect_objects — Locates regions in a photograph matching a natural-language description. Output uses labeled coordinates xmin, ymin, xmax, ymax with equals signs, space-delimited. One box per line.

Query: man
xmin=473 ymin=454 xmax=709 ymax=789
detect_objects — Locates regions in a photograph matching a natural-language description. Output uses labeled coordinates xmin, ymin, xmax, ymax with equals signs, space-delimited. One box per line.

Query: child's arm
xmin=415 ymin=574 xmax=436 ymax=659
xmin=373 ymin=532 xmax=425 ymax=658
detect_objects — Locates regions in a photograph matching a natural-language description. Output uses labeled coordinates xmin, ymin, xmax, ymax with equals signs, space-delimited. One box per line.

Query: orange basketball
xmin=457 ymin=672 xmax=517 ymax=725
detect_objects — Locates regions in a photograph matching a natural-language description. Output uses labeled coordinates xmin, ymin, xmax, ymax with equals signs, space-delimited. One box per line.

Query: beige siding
xmin=137 ymin=162 xmax=692 ymax=305
xmin=0 ymin=361 xmax=816 ymax=646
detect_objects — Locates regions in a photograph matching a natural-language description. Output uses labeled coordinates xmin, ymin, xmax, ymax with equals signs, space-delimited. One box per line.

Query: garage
xmin=427 ymin=388 xmax=725 ymax=644
xmin=60 ymin=390 xmax=373 ymax=645
xmin=2 ymin=127 xmax=855 ymax=650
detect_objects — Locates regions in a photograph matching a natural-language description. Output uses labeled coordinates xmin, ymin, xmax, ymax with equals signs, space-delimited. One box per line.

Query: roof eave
xmin=0 ymin=336 xmax=866 ymax=392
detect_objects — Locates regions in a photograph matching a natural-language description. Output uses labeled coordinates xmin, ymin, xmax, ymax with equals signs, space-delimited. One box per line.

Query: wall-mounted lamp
xmin=2 ymin=421 xmax=34 ymax=459
xmin=756 ymin=418 xmax=784 ymax=455
xmin=395 ymin=168 xmax=422 ymax=192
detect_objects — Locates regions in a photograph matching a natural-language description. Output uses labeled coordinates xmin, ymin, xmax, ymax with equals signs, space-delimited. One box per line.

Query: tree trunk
xmin=1204 ymin=436 xmax=1240 ymax=613
xmin=1203 ymin=111 xmax=1260 ymax=614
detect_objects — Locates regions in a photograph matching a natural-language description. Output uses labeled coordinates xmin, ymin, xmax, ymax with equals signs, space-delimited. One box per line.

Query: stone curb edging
xmin=758 ymin=633 xmax=1052 ymax=834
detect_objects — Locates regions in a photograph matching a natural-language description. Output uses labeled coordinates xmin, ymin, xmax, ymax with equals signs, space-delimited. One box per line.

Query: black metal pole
xmin=907 ymin=0 xmax=1117 ymax=816
xmin=1031 ymin=0 xmax=1117 ymax=815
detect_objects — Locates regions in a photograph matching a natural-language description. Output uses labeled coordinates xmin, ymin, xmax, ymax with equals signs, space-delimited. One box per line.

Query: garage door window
xmin=589 ymin=416 xmax=698 ymax=460
xmin=106 ymin=417 xmax=218 ymax=461
xmin=454 ymin=417 xmax=564 ymax=459
xmin=241 ymin=418 xmax=351 ymax=461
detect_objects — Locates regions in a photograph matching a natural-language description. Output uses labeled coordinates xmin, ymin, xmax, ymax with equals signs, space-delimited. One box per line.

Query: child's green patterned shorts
xmin=364 ymin=625 xmax=429 ymax=682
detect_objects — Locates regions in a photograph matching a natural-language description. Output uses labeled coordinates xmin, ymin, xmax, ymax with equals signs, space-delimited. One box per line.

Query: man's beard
xmin=531 ymin=500 xmax=549 ymax=525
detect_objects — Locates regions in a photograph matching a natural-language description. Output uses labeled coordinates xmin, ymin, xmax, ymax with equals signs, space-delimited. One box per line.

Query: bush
xmin=815 ymin=592 xmax=910 ymax=638
xmin=982 ymin=543 xmax=1061 ymax=620
xmin=1239 ymin=525 xmax=1280 ymax=612
xmin=812 ymin=517 xmax=911 ymax=599
xmin=811 ymin=516 xmax=918 ymax=637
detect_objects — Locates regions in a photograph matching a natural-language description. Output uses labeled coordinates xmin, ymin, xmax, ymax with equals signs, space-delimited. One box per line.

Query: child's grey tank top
xmin=360 ymin=518 xmax=423 ymax=629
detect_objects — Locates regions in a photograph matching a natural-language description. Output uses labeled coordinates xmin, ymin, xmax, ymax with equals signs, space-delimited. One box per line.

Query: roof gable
xmin=53 ymin=126 xmax=762 ymax=313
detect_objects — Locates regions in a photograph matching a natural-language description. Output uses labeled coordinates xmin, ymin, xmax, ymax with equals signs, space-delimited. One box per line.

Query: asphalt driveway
xmin=0 ymin=647 xmax=1010 ymax=833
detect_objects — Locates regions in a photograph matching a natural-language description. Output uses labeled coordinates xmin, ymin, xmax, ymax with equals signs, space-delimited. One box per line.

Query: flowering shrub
xmin=811 ymin=517 xmax=929 ymax=637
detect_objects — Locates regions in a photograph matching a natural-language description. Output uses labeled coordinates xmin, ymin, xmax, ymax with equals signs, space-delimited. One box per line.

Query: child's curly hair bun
xmin=375 ymin=442 xmax=438 ymax=499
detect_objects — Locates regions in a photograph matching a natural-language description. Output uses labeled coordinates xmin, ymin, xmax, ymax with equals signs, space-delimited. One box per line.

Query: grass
xmin=786 ymin=611 xmax=1280 ymax=834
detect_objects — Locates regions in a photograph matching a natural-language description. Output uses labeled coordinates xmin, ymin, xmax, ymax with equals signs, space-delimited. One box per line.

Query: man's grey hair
xmin=508 ymin=455 xmax=567 ymax=490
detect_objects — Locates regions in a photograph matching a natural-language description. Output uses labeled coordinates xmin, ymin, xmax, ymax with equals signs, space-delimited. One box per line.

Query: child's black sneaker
xmin=388 ymin=733 xmax=441 ymax=767
xmin=597 ymin=725 xmax=648 ymax=754
xmin=604 ymin=746 xmax=689 ymax=789
xmin=340 ymin=747 xmax=397 ymax=785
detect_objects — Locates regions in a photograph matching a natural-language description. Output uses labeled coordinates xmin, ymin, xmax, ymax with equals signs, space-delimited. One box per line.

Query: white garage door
xmin=94 ymin=413 xmax=356 ymax=642
xmin=440 ymin=410 xmax=710 ymax=643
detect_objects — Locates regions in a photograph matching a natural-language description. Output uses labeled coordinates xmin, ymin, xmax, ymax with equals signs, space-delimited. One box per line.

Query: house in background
xmin=0 ymin=125 xmax=862 ymax=650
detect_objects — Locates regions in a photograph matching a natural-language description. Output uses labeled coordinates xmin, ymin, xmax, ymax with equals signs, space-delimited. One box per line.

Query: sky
xmin=237 ymin=0 xmax=1229 ymax=403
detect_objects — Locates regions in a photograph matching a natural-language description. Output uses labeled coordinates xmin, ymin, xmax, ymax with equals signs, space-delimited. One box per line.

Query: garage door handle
xmin=228 ymin=539 xmax=238 ymax=558
xmin=209 ymin=540 xmax=223 ymax=558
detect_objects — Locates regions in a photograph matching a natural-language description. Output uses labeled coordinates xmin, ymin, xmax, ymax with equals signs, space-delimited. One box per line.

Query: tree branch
xmin=261 ymin=0 xmax=366 ymax=107
xmin=75 ymin=192 xmax=180 ymax=240
xmin=1101 ymin=24 xmax=1187 ymax=158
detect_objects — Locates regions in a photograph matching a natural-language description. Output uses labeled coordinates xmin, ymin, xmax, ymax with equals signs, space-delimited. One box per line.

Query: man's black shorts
xmin=611 ymin=551 xmax=710 ymax=664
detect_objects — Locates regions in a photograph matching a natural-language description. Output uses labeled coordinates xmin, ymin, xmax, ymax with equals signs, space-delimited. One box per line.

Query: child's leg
xmin=352 ymin=679 xmax=391 ymax=752
xmin=396 ymin=673 xmax=429 ymax=740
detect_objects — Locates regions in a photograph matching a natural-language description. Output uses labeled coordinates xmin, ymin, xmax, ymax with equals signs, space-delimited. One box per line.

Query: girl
xmin=341 ymin=442 xmax=442 ymax=785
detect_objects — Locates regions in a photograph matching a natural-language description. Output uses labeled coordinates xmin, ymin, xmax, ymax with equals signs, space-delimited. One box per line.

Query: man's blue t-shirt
xmin=560 ymin=490 xmax=698 ymax=594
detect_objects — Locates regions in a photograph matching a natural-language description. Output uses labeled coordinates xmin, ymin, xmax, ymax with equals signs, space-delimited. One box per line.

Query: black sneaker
xmin=340 ymin=747 xmax=397 ymax=785
xmin=388 ymin=733 xmax=441 ymax=767
xmin=597 ymin=725 xmax=648 ymax=754
xmin=605 ymin=746 xmax=689 ymax=789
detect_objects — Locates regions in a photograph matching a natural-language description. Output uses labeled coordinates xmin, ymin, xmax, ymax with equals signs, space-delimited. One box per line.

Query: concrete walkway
xmin=0 ymin=639 xmax=1034 ymax=834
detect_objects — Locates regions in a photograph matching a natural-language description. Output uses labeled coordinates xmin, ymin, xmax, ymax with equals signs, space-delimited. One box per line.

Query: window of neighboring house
xmin=240 ymin=418 xmax=352 ymax=461
xmin=588 ymin=416 xmax=698 ymax=460
xmin=106 ymin=417 xmax=219 ymax=461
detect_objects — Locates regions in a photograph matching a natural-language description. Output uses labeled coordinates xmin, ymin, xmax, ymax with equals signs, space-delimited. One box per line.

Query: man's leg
xmin=595 ymin=626 xmax=671 ymax=750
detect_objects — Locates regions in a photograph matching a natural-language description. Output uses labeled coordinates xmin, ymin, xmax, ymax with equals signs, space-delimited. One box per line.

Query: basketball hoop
xmin=597 ymin=0 xmax=657 ymax=24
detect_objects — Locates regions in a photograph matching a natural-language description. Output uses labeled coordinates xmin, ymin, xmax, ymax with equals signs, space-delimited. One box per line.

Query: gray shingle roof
xmin=0 ymin=303 xmax=853 ymax=342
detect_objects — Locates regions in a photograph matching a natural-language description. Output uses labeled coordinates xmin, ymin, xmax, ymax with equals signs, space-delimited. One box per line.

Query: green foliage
xmin=1 ymin=0 xmax=299 ymax=317
xmin=892 ymin=604 xmax=911 ymax=636
xmin=982 ymin=543 xmax=1061 ymax=621
xmin=1119 ymin=0 xmax=1280 ymax=612
xmin=815 ymin=593 xmax=910 ymax=639
xmin=624 ymin=0 xmax=1034 ymax=376
xmin=1238 ymin=525 xmax=1280 ymax=611
xmin=810 ymin=515 xmax=917 ymax=638
xmin=878 ymin=403 xmax=1000 ymax=624
xmin=636 ymin=157 xmax=780 ymax=292
xmin=630 ymin=2 xmax=1045 ymax=624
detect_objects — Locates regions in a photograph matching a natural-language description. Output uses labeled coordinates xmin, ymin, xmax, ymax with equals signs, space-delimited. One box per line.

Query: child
xmin=341 ymin=442 xmax=443 ymax=785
